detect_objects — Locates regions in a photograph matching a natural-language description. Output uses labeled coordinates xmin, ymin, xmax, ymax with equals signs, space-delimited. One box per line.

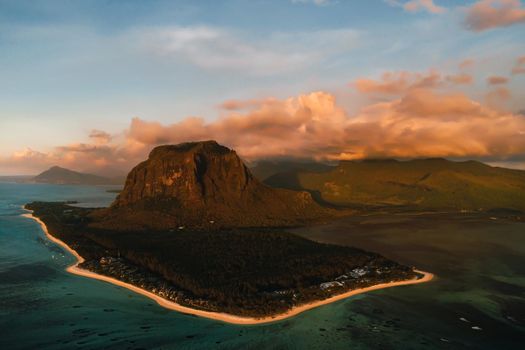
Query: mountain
xmin=90 ymin=141 xmax=333 ymax=230
xmin=34 ymin=166 xmax=122 ymax=185
xmin=264 ymin=158 xmax=525 ymax=212
xmin=250 ymin=160 xmax=334 ymax=182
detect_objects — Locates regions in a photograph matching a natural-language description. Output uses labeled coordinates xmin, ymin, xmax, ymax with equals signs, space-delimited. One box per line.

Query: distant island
xmin=24 ymin=141 xmax=432 ymax=323
xmin=0 ymin=166 xmax=124 ymax=185
xmin=34 ymin=166 xmax=124 ymax=185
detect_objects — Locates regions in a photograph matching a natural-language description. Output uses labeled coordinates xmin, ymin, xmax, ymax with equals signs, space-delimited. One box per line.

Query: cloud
xmin=1 ymin=148 xmax=55 ymax=175
xmin=446 ymin=73 xmax=474 ymax=85
xmin=11 ymin=148 xmax=49 ymax=164
xmin=464 ymin=0 xmax=525 ymax=32
xmin=89 ymin=129 xmax=112 ymax=144
xmin=395 ymin=88 xmax=481 ymax=116
xmin=124 ymin=89 xmax=525 ymax=162
xmin=487 ymin=75 xmax=509 ymax=85
xmin=0 ymin=137 xmax=143 ymax=176
xmin=512 ymin=67 xmax=525 ymax=74
xmin=512 ymin=55 xmax=525 ymax=74
xmin=459 ymin=59 xmax=475 ymax=69
xmin=485 ymin=86 xmax=512 ymax=108
xmin=137 ymin=26 xmax=359 ymax=75
xmin=3 ymin=84 xmax=524 ymax=175
xmin=386 ymin=0 xmax=447 ymax=14
xmin=291 ymin=0 xmax=332 ymax=5
xmin=403 ymin=0 xmax=447 ymax=14
xmin=126 ymin=92 xmax=348 ymax=160
xmin=353 ymin=70 xmax=471 ymax=95
xmin=354 ymin=71 xmax=441 ymax=95
xmin=219 ymin=98 xmax=279 ymax=111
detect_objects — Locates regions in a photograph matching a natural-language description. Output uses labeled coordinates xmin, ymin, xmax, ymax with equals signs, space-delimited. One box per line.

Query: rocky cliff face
xmin=91 ymin=141 xmax=331 ymax=230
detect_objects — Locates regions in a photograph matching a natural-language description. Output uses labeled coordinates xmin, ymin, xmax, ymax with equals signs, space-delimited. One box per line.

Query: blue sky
xmin=1 ymin=0 xmax=524 ymax=174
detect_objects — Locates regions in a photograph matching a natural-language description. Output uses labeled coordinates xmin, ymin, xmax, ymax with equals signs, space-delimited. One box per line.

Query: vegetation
xmin=265 ymin=158 xmax=525 ymax=212
xmin=26 ymin=201 xmax=415 ymax=317
xmin=250 ymin=160 xmax=334 ymax=182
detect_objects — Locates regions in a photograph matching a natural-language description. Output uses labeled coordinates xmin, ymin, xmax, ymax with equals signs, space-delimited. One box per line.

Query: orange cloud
xmin=352 ymin=89 xmax=524 ymax=159
xmin=396 ymin=88 xmax=481 ymax=116
xmin=126 ymin=89 xmax=525 ymax=162
xmin=403 ymin=0 xmax=446 ymax=14
xmin=89 ymin=129 xmax=112 ymax=144
xmin=1 ymin=148 xmax=54 ymax=175
xmin=446 ymin=73 xmax=473 ymax=85
xmin=3 ymin=87 xmax=525 ymax=175
xmin=0 ymin=139 xmax=144 ymax=176
xmin=512 ymin=55 xmax=525 ymax=74
xmin=219 ymin=98 xmax=278 ymax=111
xmin=354 ymin=71 xmax=442 ymax=95
xmin=512 ymin=67 xmax=525 ymax=75
xmin=459 ymin=59 xmax=475 ymax=69
xmin=387 ymin=0 xmax=446 ymax=14
xmin=464 ymin=0 xmax=525 ymax=32
xmin=485 ymin=86 xmax=512 ymax=109
xmin=487 ymin=75 xmax=509 ymax=84
xmin=128 ymin=92 xmax=348 ymax=160
xmin=354 ymin=70 xmax=472 ymax=95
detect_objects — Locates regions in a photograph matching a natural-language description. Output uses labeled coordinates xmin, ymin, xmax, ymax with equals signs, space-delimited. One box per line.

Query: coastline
xmin=21 ymin=209 xmax=434 ymax=325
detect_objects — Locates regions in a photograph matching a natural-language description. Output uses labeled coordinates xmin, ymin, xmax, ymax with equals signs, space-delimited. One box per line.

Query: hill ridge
xmin=264 ymin=158 xmax=525 ymax=211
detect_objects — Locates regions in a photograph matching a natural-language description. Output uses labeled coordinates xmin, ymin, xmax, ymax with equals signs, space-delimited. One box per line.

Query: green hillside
xmin=250 ymin=160 xmax=334 ymax=182
xmin=265 ymin=158 xmax=525 ymax=212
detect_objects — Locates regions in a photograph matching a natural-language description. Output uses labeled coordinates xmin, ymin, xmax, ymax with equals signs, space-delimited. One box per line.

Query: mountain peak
xmin=94 ymin=141 xmax=331 ymax=230
xmin=148 ymin=140 xmax=230 ymax=159
xmin=45 ymin=165 xmax=75 ymax=173
xmin=113 ymin=140 xmax=253 ymax=209
xmin=48 ymin=165 xmax=65 ymax=170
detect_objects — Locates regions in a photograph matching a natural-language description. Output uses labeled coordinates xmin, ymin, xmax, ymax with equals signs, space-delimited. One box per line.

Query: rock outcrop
xmin=91 ymin=141 xmax=331 ymax=230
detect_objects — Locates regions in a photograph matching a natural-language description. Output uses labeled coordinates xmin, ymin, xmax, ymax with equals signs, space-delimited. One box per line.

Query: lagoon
xmin=1 ymin=183 xmax=524 ymax=349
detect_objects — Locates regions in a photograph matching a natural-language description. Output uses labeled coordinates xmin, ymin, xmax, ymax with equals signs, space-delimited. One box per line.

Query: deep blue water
xmin=0 ymin=183 xmax=524 ymax=349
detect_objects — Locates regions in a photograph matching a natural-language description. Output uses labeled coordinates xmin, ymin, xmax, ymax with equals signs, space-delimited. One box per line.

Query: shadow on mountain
xmin=264 ymin=171 xmax=350 ymax=209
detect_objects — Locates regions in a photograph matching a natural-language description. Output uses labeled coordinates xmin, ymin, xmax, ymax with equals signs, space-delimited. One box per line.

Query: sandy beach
xmin=22 ymin=210 xmax=434 ymax=325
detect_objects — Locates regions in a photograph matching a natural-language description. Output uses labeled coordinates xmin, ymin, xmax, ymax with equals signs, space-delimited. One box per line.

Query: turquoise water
xmin=1 ymin=183 xmax=524 ymax=349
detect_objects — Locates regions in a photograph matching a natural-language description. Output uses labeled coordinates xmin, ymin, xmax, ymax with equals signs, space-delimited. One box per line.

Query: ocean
xmin=0 ymin=183 xmax=524 ymax=349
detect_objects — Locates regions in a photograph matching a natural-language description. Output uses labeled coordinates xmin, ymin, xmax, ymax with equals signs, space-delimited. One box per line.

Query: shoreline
xmin=21 ymin=209 xmax=434 ymax=325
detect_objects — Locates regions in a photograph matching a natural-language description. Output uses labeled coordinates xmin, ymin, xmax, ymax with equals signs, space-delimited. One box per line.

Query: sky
xmin=0 ymin=0 xmax=524 ymax=175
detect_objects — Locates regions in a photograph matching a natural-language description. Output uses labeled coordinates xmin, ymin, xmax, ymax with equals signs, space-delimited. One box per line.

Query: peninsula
xmin=24 ymin=141 xmax=433 ymax=323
